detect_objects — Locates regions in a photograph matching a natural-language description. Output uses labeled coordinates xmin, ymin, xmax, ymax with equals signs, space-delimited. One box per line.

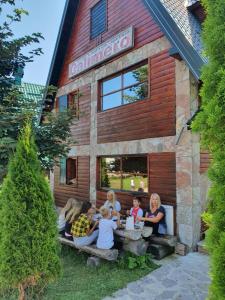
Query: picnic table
xmin=114 ymin=226 xmax=153 ymax=256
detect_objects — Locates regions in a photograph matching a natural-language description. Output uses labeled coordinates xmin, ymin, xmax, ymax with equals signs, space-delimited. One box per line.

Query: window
xmin=58 ymin=92 xmax=79 ymax=118
xmin=100 ymin=156 xmax=148 ymax=192
xmin=100 ymin=62 xmax=148 ymax=111
xmin=68 ymin=91 xmax=79 ymax=118
xmin=58 ymin=95 xmax=68 ymax=112
xmin=60 ymin=157 xmax=77 ymax=185
xmin=90 ymin=0 xmax=107 ymax=39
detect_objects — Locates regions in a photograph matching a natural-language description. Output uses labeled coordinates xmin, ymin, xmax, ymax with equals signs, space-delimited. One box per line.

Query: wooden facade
xmin=58 ymin=0 xmax=163 ymax=87
xmin=54 ymin=156 xmax=90 ymax=207
xmin=97 ymin=50 xmax=176 ymax=143
xmin=49 ymin=0 xmax=210 ymax=247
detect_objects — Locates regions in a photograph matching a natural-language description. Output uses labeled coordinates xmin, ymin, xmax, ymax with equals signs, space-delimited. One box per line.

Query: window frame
xmin=68 ymin=90 xmax=80 ymax=119
xmin=59 ymin=157 xmax=78 ymax=186
xmin=98 ymin=154 xmax=149 ymax=194
xmin=99 ymin=60 xmax=149 ymax=112
xmin=90 ymin=0 xmax=108 ymax=40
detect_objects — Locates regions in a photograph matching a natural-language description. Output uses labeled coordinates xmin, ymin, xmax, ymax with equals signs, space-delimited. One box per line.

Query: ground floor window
xmin=60 ymin=157 xmax=77 ymax=185
xmin=100 ymin=155 xmax=148 ymax=193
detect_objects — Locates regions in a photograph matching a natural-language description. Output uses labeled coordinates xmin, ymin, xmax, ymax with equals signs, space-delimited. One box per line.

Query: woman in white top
xmin=103 ymin=190 xmax=121 ymax=220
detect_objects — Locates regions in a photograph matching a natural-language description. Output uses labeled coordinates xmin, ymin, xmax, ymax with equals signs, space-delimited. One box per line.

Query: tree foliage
xmin=192 ymin=1 xmax=225 ymax=299
xmin=0 ymin=0 xmax=73 ymax=181
xmin=0 ymin=121 xmax=60 ymax=299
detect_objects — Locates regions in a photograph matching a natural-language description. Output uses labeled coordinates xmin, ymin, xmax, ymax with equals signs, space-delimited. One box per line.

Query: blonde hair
xmin=61 ymin=198 xmax=77 ymax=215
xmin=107 ymin=190 xmax=116 ymax=208
xmin=66 ymin=201 xmax=82 ymax=224
xmin=100 ymin=206 xmax=110 ymax=218
xmin=149 ymin=193 xmax=161 ymax=211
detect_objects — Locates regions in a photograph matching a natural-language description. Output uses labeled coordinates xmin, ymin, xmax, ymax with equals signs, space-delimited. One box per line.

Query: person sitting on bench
xmin=97 ymin=207 xmax=120 ymax=250
xmin=103 ymin=190 xmax=121 ymax=221
xmin=126 ymin=197 xmax=143 ymax=224
xmin=58 ymin=198 xmax=78 ymax=234
xmin=137 ymin=193 xmax=166 ymax=235
xmin=63 ymin=200 xmax=82 ymax=241
xmin=71 ymin=201 xmax=99 ymax=247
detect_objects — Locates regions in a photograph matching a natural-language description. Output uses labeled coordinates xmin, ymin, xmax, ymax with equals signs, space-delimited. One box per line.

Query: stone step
xmin=148 ymin=235 xmax=177 ymax=247
xmin=197 ymin=240 xmax=208 ymax=255
xmin=147 ymin=243 xmax=175 ymax=260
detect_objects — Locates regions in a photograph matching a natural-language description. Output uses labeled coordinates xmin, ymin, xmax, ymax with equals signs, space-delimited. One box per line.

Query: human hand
xmin=111 ymin=210 xmax=117 ymax=216
xmin=126 ymin=210 xmax=130 ymax=216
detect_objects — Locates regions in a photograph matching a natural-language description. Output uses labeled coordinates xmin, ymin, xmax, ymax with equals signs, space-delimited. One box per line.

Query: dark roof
xmin=46 ymin=0 xmax=205 ymax=89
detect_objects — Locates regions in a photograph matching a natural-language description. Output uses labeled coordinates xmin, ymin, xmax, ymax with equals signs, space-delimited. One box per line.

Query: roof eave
xmin=142 ymin=0 xmax=205 ymax=80
xmin=46 ymin=0 xmax=80 ymax=88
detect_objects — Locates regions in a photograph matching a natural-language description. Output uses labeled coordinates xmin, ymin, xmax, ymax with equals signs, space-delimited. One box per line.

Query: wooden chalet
xmin=44 ymin=0 xmax=210 ymax=249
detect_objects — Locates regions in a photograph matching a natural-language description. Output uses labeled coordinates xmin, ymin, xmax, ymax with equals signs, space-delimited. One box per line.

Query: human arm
xmin=87 ymin=221 xmax=99 ymax=235
xmin=116 ymin=212 xmax=120 ymax=227
xmin=137 ymin=212 xmax=164 ymax=223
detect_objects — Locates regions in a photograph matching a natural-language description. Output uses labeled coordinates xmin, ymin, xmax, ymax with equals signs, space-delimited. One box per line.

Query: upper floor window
xmin=100 ymin=62 xmax=148 ymax=111
xmin=58 ymin=91 xmax=79 ymax=118
xmin=90 ymin=0 xmax=107 ymax=39
xmin=100 ymin=155 xmax=148 ymax=193
xmin=68 ymin=91 xmax=79 ymax=118
xmin=58 ymin=95 xmax=68 ymax=112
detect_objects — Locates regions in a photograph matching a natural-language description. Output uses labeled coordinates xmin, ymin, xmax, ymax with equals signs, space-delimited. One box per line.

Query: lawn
xmin=44 ymin=246 xmax=157 ymax=300
xmin=109 ymin=176 xmax=148 ymax=192
xmin=0 ymin=245 xmax=158 ymax=300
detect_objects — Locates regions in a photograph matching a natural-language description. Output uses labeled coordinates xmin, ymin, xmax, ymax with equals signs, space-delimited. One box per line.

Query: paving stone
xmin=102 ymin=253 xmax=210 ymax=300
xmin=158 ymin=290 xmax=177 ymax=299
xmin=161 ymin=278 xmax=178 ymax=288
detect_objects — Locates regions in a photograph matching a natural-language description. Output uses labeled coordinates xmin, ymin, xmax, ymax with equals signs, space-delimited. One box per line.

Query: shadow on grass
xmin=0 ymin=245 xmax=159 ymax=300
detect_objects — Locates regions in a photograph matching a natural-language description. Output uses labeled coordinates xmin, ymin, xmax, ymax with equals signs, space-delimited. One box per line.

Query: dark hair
xmin=138 ymin=188 xmax=144 ymax=192
xmin=80 ymin=201 xmax=92 ymax=214
xmin=133 ymin=197 xmax=141 ymax=203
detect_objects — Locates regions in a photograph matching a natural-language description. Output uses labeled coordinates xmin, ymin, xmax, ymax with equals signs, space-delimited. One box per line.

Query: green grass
xmin=109 ymin=176 xmax=148 ymax=192
xmin=44 ymin=246 xmax=157 ymax=300
xmin=0 ymin=245 xmax=158 ymax=300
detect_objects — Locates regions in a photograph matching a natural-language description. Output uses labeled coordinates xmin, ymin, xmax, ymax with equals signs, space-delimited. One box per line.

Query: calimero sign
xmin=69 ymin=27 xmax=134 ymax=78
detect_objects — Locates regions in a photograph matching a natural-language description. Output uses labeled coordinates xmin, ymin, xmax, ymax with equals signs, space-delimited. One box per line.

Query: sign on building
xmin=69 ymin=27 xmax=134 ymax=78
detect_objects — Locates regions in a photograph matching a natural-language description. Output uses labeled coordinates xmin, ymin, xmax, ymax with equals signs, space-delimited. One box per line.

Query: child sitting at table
xmin=127 ymin=197 xmax=143 ymax=223
xmin=97 ymin=207 xmax=120 ymax=250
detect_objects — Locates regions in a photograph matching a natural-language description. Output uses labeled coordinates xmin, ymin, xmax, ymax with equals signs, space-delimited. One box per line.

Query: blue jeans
xmin=73 ymin=230 xmax=99 ymax=247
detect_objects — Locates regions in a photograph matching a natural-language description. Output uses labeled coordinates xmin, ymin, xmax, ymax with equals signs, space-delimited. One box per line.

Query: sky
xmin=2 ymin=0 xmax=67 ymax=85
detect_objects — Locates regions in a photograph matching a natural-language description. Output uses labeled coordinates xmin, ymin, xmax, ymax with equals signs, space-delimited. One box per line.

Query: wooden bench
xmin=59 ymin=236 xmax=118 ymax=261
xmin=147 ymin=235 xmax=177 ymax=260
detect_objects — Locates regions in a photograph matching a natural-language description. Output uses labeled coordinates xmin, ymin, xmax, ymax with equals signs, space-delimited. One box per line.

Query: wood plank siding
xmin=200 ymin=150 xmax=212 ymax=174
xmin=55 ymin=84 xmax=91 ymax=146
xmin=148 ymin=152 xmax=176 ymax=206
xmin=97 ymin=50 xmax=176 ymax=143
xmin=58 ymin=0 xmax=164 ymax=87
xmin=97 ymin=152 xmax=176 ymax=212
xmin=70 ymin=84 xmax=91 ymax=145
xmin=54 ymin=156 xmax=90 ymax=207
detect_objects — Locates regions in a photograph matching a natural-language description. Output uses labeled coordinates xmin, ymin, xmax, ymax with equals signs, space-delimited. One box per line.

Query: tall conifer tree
xmin=192 ymin=1 xmax=225 ymax=299
xmin=0 ymin=122 xmax=60 ymax=300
